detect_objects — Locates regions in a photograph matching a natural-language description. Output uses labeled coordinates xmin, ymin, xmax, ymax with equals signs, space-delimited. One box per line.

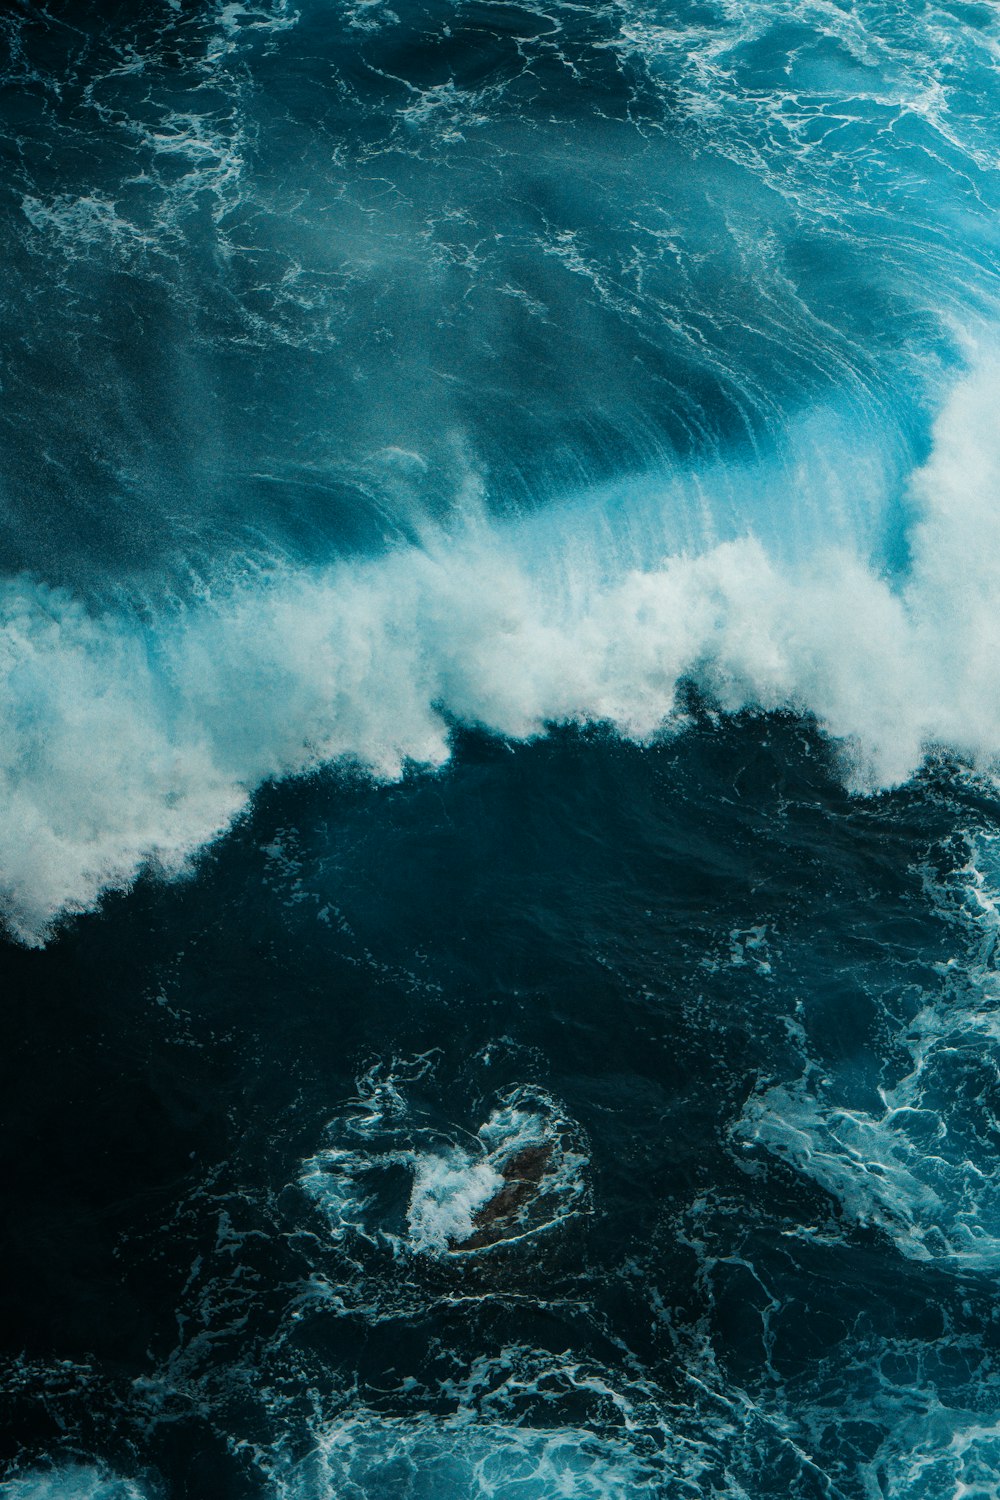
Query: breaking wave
xmin=4 ymin=348 xmax=1000 ymax=944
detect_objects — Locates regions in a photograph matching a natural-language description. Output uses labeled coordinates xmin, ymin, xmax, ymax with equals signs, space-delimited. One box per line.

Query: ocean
xmin=2 ymin=1 xmax=1000 ymax=1495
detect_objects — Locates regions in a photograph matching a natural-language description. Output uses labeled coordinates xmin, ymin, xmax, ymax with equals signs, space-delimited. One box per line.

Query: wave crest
xmin=3 ymin=354 xmax=1000 ymax=944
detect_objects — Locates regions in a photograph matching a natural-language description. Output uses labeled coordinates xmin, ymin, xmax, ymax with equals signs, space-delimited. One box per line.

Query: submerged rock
xmin=449 ymin=1141 xmax=557 ymax=1252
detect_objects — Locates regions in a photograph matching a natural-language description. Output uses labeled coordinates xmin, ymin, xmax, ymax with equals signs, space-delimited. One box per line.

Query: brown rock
xmin=449 ymin=1141 xmax=555 ymax=1253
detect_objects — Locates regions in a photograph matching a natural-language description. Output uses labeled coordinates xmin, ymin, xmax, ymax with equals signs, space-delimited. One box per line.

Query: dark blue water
xmin=3 ymin=2 xmax=1000 ymax=1496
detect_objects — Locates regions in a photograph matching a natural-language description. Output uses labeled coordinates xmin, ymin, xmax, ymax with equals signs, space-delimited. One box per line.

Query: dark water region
xmin=4 ymin=716 xmax=1000 ymax=1497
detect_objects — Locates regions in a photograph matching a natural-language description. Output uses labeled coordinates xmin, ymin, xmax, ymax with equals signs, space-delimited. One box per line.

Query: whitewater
xmin=4 ymin=344 xmax=1000 ymax=945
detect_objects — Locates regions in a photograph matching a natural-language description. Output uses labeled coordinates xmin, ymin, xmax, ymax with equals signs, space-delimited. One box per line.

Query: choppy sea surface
xmin=3 ymin=1 xmax=1000 ymax=1496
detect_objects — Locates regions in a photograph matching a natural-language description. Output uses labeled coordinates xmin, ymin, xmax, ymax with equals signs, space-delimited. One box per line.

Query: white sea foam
xmin=4 ymin=352 xmax=1000 ymax=943
xmin=873 ymin=1412 xmax=1000 ymax=1500
xmin=406 ymin=1149 xmax=505 ymax=1255
xmin=267 ymin=1410 xmax=665 ymax=1499
xmin=302 ymin=1073 xmax=588 ymax=1258
xmin=737 ymin=829 xmax=1000 ymax=1271
xmin=738 ymin=1055 xmax=1000 ymax=1271
xmin=0 ymin=1470 xmax=148 ymax=1500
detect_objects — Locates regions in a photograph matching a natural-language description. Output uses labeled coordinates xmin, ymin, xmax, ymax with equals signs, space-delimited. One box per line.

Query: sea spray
xmin=4 ymin=352 xmax=1000 ymax=943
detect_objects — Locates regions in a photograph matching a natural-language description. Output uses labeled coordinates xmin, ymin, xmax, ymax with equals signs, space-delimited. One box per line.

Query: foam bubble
xmin=4 ymin=353 xmax=1000 ymax=943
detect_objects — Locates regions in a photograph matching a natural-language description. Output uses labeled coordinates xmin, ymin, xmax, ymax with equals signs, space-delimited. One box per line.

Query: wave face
xmin=0 ymin=0 xmax=998 ymax=940
xmin=4 ymin=1 xmax=1000 ymax=1498
xmin=4 ymin=352 xmax=1000 ymax=944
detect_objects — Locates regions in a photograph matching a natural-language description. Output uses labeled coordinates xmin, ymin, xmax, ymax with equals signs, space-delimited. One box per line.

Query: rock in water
xmin=449 ymin=1142 xmax=556 ymax=1252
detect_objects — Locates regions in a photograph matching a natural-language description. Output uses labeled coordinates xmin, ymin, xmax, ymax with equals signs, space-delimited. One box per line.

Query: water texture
xmin=2 ymin=0 xmax=1000 ymax=1495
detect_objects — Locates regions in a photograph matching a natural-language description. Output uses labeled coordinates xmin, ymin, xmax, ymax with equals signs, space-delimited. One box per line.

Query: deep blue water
xmin=3 ymin=2 xmax=1000 ymax=1496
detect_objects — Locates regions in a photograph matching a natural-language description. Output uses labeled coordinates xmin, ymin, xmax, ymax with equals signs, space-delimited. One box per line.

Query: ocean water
xmin=2 ymin=0 xmax=1000 ymax=1495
